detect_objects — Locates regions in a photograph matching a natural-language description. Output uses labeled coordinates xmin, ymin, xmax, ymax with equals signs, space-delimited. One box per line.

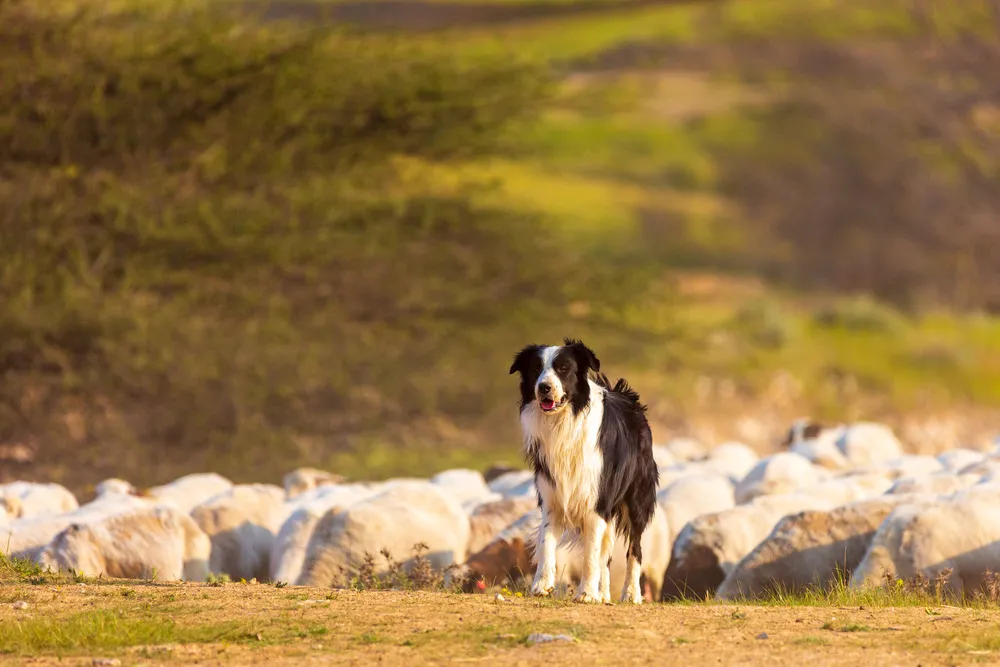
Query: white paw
xmin=531 ymin=581 xmax=555 ymax=597
xmin=574 ymin=589 xmax=601 ymax=604
xmin=620 ymin=591 xmax=643 ymax=605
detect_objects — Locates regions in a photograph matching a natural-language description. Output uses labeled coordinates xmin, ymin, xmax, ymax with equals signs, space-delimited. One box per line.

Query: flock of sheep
xmin=3 ymin=420 xmax=1000 ymax=603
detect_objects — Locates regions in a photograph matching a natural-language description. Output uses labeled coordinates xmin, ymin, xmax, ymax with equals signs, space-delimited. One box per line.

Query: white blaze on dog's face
xmin=535 ymin=346 xmax=567 ymax=413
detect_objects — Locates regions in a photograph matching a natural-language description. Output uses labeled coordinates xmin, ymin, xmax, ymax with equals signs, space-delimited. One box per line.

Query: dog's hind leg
xmin=621 ymin=542 xmax=643 ymax=605
xmin=599 ymin=519 xmax=615 ymax=604
xmin=621 ymin=500 xmax=652 ymax=604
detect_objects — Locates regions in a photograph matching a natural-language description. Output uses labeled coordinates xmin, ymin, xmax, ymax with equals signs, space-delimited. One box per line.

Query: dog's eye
xmin=557 ymin=364 xmax=571 ymax=374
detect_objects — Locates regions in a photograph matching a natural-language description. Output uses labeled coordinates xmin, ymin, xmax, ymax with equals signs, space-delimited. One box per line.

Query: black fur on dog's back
xmin=593 ymin=372 xmax=659 ymax=564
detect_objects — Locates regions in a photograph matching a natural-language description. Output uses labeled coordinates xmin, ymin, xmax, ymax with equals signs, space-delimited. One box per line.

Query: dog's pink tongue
xmin=540 ymin=399 xmax=555 ymax=410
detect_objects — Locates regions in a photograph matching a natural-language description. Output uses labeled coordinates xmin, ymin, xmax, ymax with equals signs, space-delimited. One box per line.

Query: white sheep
xmin=144 ymin=473 xmax=233 ymax=514
xmin=2 ymin=493 xmax=157 ymax=562
xmin=784 ymin=420 xmax=905 ymax=469
xmin=701 ymin=442 xmax=760 ymax=482
xmin=834 ymin=422 xmax=905 ymax=467
xmin=789 ymin=437 xmax=850 ymax=470
xmin=936 ymin=448 xmax=986 ymax=473
xmin=0 ymin=482 xmax=78 ymax=519
xmin=651 ymin=444 xmax=678 ymax=470
xmin=190 ymin=484 xmax=287 ymax=582
xmin=462 ymin=493 xmax=505 ymax=514
xmin=656 ymin=473 xmax=736 ymax=548
xmin=715 ymin=495 xmax=922 ymax=600
xmin=430 ymin=468 xmax=493 ymax=507
xmin=887 ymin=471 xmax=980 ymax=496
xmin=297 ymin=481 xmax=470 ymax=588
xmin=958 ymin=456 xmax=1000 ymax=481
xmin=487 ymin=470 xmax=535 ymax=499
xmin=866 ymin=455 xmax=945 ymax=480
xmin=94 ymin=478 xmax=138 ymax=498
xmin=0 ymin=496 xmax=20 ymax=525
xmin=283 ymin=468 xmax=343 ymax=499
xmin=664 ymin=437 xmax=708 ymax=463
xmin=734 ymin=452 xmax=821 ymax=504
xmin=38 ymin=505 xmax=210 ymax=581
xmin=850 ymin=485 xmax=1000 ymax=595
xmin=804 ymin=473 xmax=894 ymax=507
xmin=269 ymin=483 xmax=382 ymax=585
xmin=656 ymin=464 xmax=695 ymax=492
xmin=661 ymin=492 xmax=836 ymax=600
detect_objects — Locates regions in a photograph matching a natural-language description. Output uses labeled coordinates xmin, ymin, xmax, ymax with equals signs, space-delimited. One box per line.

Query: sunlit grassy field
xmin=3 ymin=554 xmax=1000 ymax=665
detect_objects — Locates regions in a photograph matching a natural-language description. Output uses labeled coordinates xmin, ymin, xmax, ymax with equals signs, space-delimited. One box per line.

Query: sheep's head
xmin=0 ymin=495 xmax=23 ymax=519
xmin=95 ymin=478 xmax=139 ymax=497
xmin=781 ymin=417 xmax=825 ymax=447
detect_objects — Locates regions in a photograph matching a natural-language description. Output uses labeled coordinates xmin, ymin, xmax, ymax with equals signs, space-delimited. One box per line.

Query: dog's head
xmin=509 ymin=338 xmax=600 ymax=415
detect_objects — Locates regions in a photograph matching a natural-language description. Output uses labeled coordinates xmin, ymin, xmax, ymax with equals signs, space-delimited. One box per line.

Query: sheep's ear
xmin=563 ymin=338 xmax=600 ymax=373
xmin=509 ymin=345 xmax=542 ymax=375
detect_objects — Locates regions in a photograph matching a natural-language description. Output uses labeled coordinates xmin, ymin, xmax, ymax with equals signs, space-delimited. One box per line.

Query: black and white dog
xmin=509 ymin=338 xmax=658 ymax=604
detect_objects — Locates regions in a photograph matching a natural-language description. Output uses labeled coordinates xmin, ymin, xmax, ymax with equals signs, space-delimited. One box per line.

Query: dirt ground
xmin=2 ymin=584 xmax=1000 ymax=665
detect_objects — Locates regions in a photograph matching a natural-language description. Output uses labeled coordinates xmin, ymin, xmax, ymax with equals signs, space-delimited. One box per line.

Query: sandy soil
xmin=2 ymin=584 xmax=1000 ymax=665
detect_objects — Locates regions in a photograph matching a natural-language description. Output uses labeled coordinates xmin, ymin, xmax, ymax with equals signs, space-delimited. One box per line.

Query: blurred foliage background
xmin=3 ymin=0 xmax=1000 ymax=492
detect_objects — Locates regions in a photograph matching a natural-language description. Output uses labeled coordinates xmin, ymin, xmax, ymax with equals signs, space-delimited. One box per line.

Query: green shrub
xmin=0 ymin=1 xmax=590 ymax=488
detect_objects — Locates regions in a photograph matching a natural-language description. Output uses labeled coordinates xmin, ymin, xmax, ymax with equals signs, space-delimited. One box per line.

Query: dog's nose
xmin=538 ymin=382 xmax=552 ymax=396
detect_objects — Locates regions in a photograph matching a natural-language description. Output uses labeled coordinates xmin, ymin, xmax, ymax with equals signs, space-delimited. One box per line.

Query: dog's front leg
xmin=530 ymin=506 xmax=558 ymax=597
xmin=574 ymin=516 xmax=607 ymax=604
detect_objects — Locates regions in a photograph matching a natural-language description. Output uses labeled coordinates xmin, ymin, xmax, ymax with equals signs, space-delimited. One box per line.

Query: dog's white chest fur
xmin=522 ymin=381 xmax=605 ymax=531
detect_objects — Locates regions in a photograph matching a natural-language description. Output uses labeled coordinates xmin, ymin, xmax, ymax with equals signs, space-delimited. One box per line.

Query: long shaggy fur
xmin=509 ymin=338 xmax=658 ymax=603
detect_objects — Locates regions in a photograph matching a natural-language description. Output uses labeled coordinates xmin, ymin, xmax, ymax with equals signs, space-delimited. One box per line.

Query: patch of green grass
xmin=522 ymin=112 xmax=717 ymax=186
xmin=840 ymin=623 xmax=873 ymax=633
xmin=206 ymin=573 xmax=232 ymax=587
xmin=0 ymin=609 xmax=249 ymax=655
xmin=792 ymin=636 xmax=830 ymax=646
xmin=0 ymin=552 xmax=48 ymax=584
xmin=936 ymin=628 xmax=1000 ymax=654
xmin=718 ymin=574 xmax=967 ymax=609
xmin=355 ymin=631 xmax=384 ymax=645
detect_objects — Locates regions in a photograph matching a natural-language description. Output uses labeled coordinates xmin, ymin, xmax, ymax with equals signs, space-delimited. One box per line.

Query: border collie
xmin=509 ymin=338 xmax=658 ymax=604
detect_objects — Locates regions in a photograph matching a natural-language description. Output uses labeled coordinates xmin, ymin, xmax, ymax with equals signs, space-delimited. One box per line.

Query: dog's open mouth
xmin=539 ymin=398 xmax=564 ymax=412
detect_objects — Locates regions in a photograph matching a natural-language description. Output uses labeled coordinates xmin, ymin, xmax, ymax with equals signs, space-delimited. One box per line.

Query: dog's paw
xmin=574 ymin=590 xmax=601 ymax=604
xmin=619 ymin=592 xmax=643 ymax=605
xmin=530 ymin=582 xmax=555 ymax=597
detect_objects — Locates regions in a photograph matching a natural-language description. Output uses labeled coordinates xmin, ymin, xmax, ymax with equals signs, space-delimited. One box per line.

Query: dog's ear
xmin=509 ymin=345 xmax=542 ymax=375
xmin=563 ymin=338 xmax=600 ymax=373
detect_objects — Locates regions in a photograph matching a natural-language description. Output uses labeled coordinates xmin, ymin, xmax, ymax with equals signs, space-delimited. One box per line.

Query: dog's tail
xmin=595 ymin=373 xmax=648 ymax=414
